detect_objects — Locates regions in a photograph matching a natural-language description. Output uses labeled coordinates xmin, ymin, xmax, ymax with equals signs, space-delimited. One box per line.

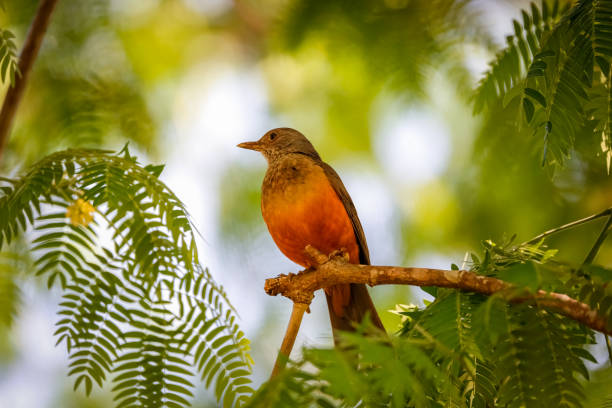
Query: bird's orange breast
xmin=261 ymin=157 xmax=359 ymax=268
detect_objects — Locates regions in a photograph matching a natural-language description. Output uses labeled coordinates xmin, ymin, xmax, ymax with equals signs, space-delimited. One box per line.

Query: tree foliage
xmin=475 ymin=0 xmax=612 ymax=170
xmin=0 ymin=147 xmax=253 ymax=407
xmin=280 ymin=0 xmax=480 ymax=93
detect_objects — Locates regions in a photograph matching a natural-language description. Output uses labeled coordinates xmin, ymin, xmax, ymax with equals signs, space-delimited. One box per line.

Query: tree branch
xmin=265 ymin=245 xmax=611 ymax=336
xmin=583 ymin=212 xmax=612 ymax=266
xmin=522 ymin=207 xmax=612 ymax=245
xmin=270 ymin=302 xmax=309 ymax=379
xmin=0 ymin=0 xmax=60 ymax=162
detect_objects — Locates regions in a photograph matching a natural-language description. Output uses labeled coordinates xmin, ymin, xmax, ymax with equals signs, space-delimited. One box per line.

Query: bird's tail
xmin=324 ymin=283 xmax=385 ymax=343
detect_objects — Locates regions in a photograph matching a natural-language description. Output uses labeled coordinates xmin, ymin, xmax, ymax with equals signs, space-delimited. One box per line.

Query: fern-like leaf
xmin=474 ymin=0 xmax=612 ymax=168
xmin=0 ymin=248 xmax=26 ymax=327
xmin=492 ymin=304 xmax=592 ymax=408
xmin=474 ymin=1 xmax=568 ymax=113
xmin=0 ymin=147 xmax=253 ymax=408
xmin=0 ymin=28 xmax=18 ymax=85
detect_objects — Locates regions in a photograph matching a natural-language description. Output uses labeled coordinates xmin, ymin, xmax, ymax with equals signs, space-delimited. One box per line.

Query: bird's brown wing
xmin=318 ymin=161 xmax=370 ymax=265
xmin=317 ymin=161 xmax=384 ymax=335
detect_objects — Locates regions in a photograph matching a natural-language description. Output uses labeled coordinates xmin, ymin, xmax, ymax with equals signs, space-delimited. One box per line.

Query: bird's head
xmin=237 ymin=128 xmax=320 ymax=162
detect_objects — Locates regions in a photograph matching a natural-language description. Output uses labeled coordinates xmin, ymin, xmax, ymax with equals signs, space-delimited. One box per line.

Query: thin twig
xmin=264 ymin=245 xmax=612 ymax=336
xmin=270 ymin=302 xmax=309 ymax=378
xmin=0 ymin=0 xmax=60 ymax=162
xmin=583 ymin=213 xmax=612 ymax=266
xmin=522 ymin=208 xmax=612 ymax=246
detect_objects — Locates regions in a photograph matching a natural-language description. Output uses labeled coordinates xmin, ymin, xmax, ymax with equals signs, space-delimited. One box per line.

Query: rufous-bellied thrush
xmin=238 ymin=128 xmax=385 ymax=339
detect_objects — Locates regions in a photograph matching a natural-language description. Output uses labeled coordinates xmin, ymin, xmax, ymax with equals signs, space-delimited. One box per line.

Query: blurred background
xmin=1 ymin=0 xmax=611 ymax=406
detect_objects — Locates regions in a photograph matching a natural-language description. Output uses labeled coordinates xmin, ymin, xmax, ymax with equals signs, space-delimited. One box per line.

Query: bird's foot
xmin=304 ymin=245 xmax=329 ymax=266
xmin=328 ymin=248 xmax=350 ymax=262
xmin=303 ymin=245 xmax=349 ymax=267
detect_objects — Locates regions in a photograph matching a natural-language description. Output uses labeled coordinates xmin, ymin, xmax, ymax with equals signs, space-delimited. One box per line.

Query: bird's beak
xmin=237 ymin=141 xmax=262 ymax=151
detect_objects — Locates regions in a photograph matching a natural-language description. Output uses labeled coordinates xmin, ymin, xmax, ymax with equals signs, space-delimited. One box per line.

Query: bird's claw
xmin=328 ymin=248 xmax=350 ymax=262
xmin=303 ymin=245 xmax=350 ymax=267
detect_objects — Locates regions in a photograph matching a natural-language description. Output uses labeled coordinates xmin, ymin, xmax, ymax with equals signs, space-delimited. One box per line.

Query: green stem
xmin=582 ymin=213 xmax=612 ymax=266
xmin=606 ymin=335 xmax=612 ymax=366
xmin=522 ymin=208 xmax=612 ymax=246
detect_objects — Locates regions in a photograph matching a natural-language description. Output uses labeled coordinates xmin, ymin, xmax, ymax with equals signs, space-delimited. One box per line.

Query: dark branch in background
xmin=583 ymin=212 xmax=612 ymax=266
xmin=0 ymin=0 xmax=60 ymax=162
xmin=578 ymin=209 xmax=612 ymax=362
xmin=264 ymin=245 xmax=611 ymax=374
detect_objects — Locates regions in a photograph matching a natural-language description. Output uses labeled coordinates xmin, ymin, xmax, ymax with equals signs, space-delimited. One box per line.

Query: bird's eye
xmin=269 ymin=132 xmax=277 ymax=140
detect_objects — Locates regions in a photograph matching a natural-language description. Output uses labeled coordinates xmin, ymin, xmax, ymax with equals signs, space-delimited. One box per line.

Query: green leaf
xmin=523 ymin=98 xmax=535 ymax=122
xmin=144 ymin=164 xmax=165 ymax=177
xmin=525 ymin=87 xmax=547 ymax=107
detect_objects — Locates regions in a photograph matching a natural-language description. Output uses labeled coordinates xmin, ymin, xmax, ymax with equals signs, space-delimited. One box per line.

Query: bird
xmin=237 ymin=127 xmax=385 ymax=339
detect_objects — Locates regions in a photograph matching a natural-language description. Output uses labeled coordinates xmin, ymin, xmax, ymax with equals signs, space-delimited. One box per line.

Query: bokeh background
xmin=1 ymin=0 xmax=611 ymax=406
